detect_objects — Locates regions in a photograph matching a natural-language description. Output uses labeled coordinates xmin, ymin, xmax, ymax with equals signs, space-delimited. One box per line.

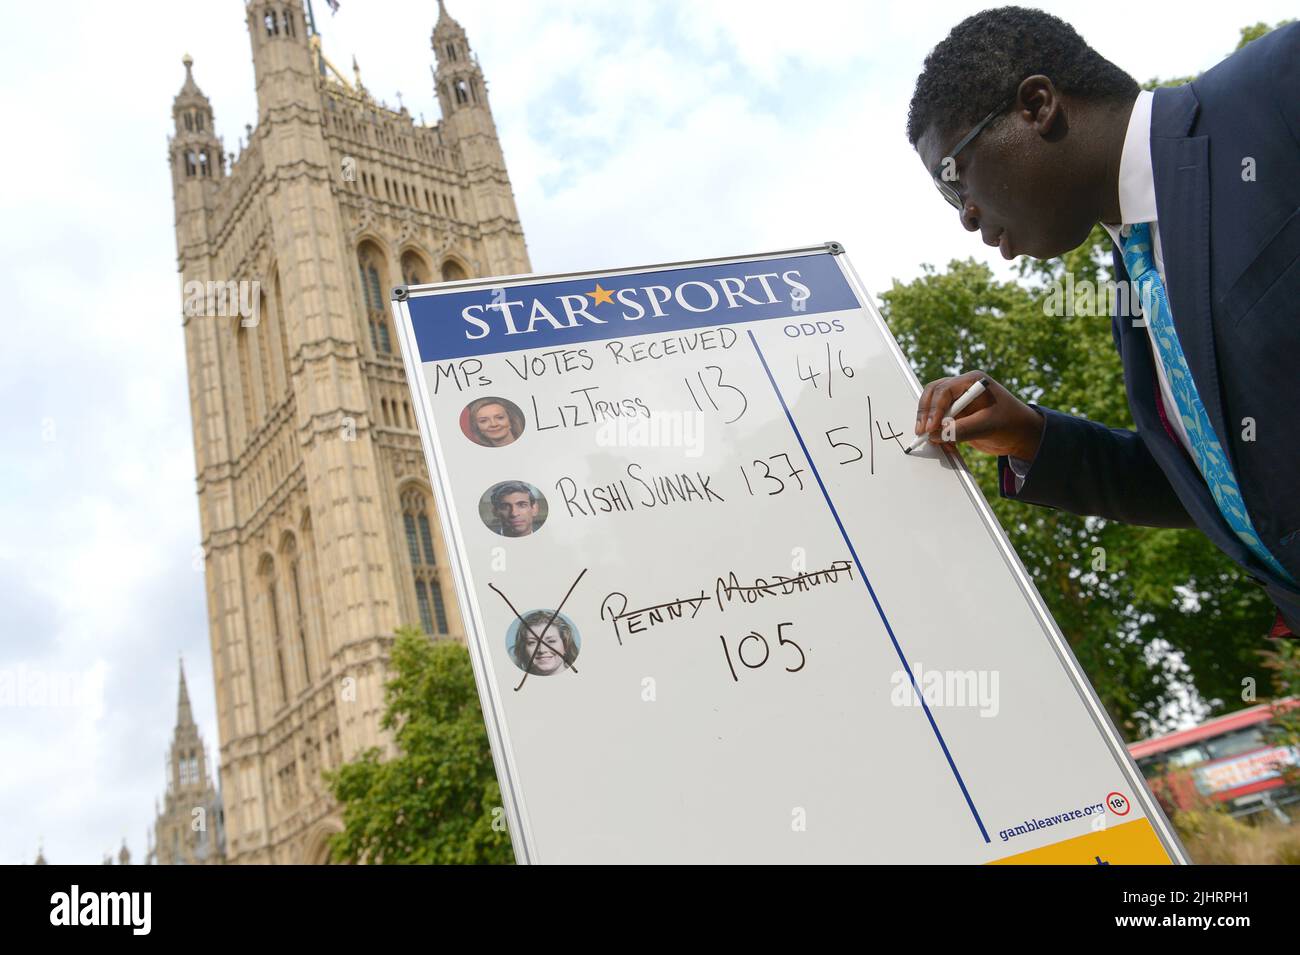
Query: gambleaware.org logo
xmin=49 ymin=885 xmax=151 ymax=936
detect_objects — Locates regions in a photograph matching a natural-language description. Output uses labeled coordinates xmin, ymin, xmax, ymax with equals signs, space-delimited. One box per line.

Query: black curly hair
xmin=907 ymin=6 xmax=1138 ymax=145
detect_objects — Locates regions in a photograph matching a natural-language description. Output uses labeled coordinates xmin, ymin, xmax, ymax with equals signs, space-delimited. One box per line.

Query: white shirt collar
xmin=1103 ymin=89 xmax=1157 ymax=243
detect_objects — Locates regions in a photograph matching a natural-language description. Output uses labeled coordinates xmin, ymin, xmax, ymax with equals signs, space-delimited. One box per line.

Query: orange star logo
xmin=586 ymin=283 xmax=615 ymax=306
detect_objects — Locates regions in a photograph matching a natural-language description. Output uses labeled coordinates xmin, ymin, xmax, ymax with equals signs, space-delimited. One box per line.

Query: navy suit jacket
xmin=998 ymin=23 xmax=1300 ymax=630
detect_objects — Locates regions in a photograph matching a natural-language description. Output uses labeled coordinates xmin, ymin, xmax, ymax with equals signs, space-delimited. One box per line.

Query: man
xmin=490 ymin=480 xmax=542 ymax=537
xmin=907 ymin=8 xmax=1300 ymax=634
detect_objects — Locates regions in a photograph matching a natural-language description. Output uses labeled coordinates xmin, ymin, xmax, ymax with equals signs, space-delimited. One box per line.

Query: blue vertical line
xmin=747 ymin=328 xmax=990 ymax=844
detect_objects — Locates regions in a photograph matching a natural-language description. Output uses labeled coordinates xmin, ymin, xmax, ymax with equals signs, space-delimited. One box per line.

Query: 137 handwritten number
xmin=739 ymin=453 xmax=806 ymax=496
xmin=719 ymin=622 xmax=806 ymax=682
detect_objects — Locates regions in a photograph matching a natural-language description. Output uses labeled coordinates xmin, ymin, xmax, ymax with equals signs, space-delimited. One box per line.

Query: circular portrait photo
xmin=479 ymin=480 xmax=548 ymax=538
xmin=461 ymin=396 xmax=525 ymax=448
xmin=506 ymin=609 xmax=581 ymax=676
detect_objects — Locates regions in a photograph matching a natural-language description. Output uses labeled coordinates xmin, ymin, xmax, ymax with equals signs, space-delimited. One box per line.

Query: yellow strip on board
xmin=989 ymin=818 xmax=1174 ymax=865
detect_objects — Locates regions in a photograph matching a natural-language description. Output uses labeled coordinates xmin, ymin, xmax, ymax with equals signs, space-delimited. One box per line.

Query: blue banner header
xmin=407 ymin=253 xmax=859 ymax=362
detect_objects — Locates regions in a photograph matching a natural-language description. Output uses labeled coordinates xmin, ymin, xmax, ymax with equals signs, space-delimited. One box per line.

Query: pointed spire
xmin=434 ymin=0 xmax=465 ymax=38
xmin=173 ymin=55 xmax=216 ymax=146
xmin=181 ymin=54 xmax=197 ymax=91
xmin=177 ymin=657 xmax=194 ymax=728
xmin=175 ymin=54 xmax=208 ymax=104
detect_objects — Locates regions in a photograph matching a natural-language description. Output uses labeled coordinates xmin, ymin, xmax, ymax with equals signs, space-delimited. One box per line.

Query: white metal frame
xmin=390 ymin=242 xmax=1190 ymax=865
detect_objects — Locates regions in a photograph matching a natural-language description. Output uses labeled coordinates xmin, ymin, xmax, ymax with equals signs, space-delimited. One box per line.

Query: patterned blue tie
xmin=1122 ymin=222 xmax=1294 ymax=583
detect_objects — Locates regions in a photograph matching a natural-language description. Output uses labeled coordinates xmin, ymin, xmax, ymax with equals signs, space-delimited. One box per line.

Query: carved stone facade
xmin=170 ymin=0 xmax=530 ymax=863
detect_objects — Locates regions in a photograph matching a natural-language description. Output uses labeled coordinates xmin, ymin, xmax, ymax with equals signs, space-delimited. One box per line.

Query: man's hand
xmin=914 ymin=370 xmax=1045 ymax=460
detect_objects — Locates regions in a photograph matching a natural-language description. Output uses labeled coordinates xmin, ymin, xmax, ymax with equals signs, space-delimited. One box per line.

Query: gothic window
xmin=402 ymin=487 xmax=448 ymax=634
xmin=196 ymin=111 xmax=204 ymax=132
xmin=401 ymin=250 xmax=428 ymax=286
xmin=298 ymin=510 xmax=326 ymax=678
xmin=256 ymin=291 xmax=275 ymax=411
xmin=431 ymin=586 xmax=449 ymax=635
xmin=264 ymin=10 xmax=278 ymax=36
xmin=288 ymin=550 xmax=312 ymax=683
xmin=185 ymin=150 xmax=197 ymax=177
xmin=237 ymin=324 xmax=256 ymax=436
xmin=357 ymin=244 xmax=392 ymax=354
xmin=184 ymin=113 xmax=193 ymax=132
xmin=274 ymin=272 xmax=291 ymax=393
xmin=441 ymin=259 xmax=467 ymax=282
xmin=198 ymin=150 xmax=210 ymax=177
xmin=268 ymin=579 xmax=288 ymax=704
xmin=446 ymin=42 xmax=456 ymax=61
xmin=282 ymin=9 xmax=295 ymax=36
xmin=454 ymin=79 xmax=469 ymax=106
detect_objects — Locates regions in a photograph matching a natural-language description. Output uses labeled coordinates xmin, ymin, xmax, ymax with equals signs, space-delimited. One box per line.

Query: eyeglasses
xmin=931 ymin=98 xmax=1013 ymax=210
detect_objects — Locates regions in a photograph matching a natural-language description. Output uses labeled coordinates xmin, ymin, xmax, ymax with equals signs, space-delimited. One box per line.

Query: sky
xmin=0 ymin=0 xmax=1292 ymax=865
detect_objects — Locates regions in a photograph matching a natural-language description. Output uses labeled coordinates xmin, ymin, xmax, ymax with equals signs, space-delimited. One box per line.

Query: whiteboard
xmin=391 ymin=244 xmax=1187 ymax=864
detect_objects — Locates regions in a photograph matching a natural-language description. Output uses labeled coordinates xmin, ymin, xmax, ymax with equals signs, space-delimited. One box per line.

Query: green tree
xmin=1262 ymin=641 xmax=1300 ymax=788
xmin=1237 ymin=20 xmax=1294 ymax=50
xmin=326 ymin=628 xmax=514 ymax=864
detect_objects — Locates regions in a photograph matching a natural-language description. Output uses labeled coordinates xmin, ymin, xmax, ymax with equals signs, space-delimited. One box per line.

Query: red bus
xmin=1128 ymin=699 xmax=1299 ymax=822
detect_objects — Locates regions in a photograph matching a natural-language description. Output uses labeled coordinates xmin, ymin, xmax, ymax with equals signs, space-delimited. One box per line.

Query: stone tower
xmin=170 ymin=1 xmax=531 ymax=863
xmin=148 ymin=662 xmax=227 ymax=865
